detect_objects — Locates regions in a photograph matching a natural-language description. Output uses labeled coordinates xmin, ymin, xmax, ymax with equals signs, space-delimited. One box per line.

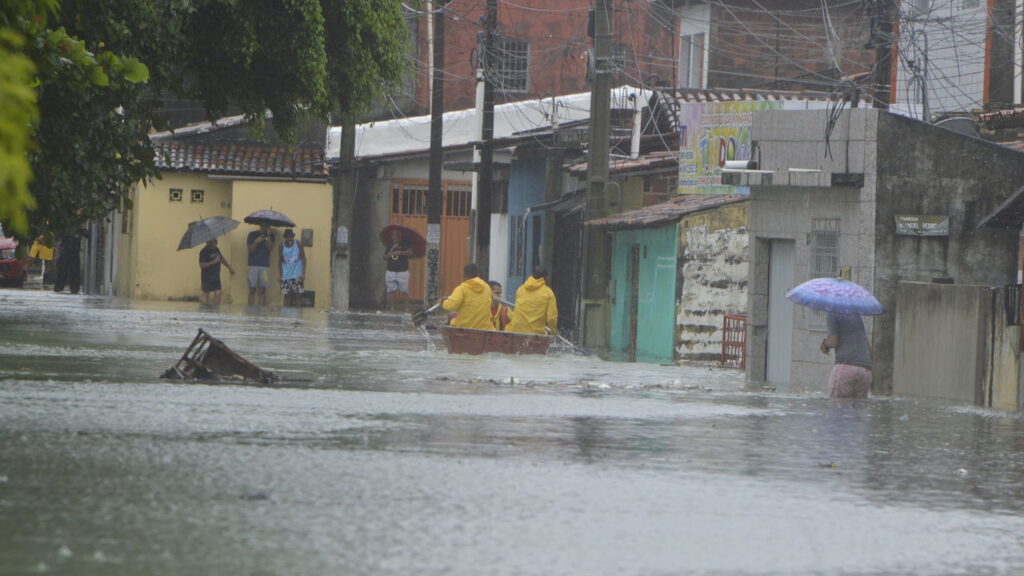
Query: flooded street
xmin=2 ymin=290 xmax=1024 ymax=575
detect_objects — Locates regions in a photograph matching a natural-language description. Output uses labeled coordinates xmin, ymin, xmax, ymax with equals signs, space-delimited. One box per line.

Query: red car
xmin=0 ymin=237 xmax=29 ymax=288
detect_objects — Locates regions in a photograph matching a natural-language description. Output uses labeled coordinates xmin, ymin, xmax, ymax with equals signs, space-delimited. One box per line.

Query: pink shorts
xmin=828 ymin=364 xmax=872 ymax=399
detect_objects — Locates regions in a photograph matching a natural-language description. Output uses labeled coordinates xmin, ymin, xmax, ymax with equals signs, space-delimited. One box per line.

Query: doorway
xmin=766 ymin=240 xmax=795 ymax=383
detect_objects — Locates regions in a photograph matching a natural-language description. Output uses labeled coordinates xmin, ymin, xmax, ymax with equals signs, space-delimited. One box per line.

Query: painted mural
xmin=677 ymin=101 xmax=783 ymax=194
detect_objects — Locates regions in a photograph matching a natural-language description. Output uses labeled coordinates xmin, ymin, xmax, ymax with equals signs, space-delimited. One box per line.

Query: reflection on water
xmin=2 ymin=289 xmax=1024 ymax=575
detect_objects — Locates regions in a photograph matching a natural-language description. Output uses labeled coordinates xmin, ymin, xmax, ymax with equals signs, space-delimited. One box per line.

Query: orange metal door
xmin=389 ymin=180 xmax=471 ymax=301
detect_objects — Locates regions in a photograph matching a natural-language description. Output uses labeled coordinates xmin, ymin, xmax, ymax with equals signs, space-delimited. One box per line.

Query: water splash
xmin=417 ymin=325 xmax=436 ymax=352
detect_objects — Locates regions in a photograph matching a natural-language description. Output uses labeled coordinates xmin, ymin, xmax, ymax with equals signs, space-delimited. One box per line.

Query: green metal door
xmin=609 ymin=225 xmax=678 ymax=363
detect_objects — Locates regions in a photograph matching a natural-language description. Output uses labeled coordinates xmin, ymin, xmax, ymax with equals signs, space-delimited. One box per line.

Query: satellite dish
xmin=935 ymin=117 xmax=979 ymax=138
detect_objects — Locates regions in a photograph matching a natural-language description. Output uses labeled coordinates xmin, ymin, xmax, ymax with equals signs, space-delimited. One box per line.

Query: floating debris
xmin=161 ymin=329 xmax=280 ymax=385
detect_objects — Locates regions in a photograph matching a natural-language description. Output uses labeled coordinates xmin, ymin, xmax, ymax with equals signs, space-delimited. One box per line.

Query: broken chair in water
xmin=162 ymin=328 xmax=280 ymax=385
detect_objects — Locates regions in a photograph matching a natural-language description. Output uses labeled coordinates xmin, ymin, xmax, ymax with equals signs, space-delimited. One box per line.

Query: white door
xmin=767 ymin=240 xmax=795 ymax=383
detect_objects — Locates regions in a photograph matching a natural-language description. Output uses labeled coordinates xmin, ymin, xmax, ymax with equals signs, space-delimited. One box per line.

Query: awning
xmin=587 ymin=194 xmax=747 ymax=231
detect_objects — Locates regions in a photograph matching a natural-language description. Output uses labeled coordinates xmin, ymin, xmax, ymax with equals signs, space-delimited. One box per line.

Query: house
xmin=400 ymin=0 xmax=675 ymax=115
xmin=327 ymin=86 xmax=650 ymax=311
xmin=743 ymin=107 xmax=1024 ymax=395
xmin=115 ymin=118 xmax=333 ymax=305
xmin=589 ymin=192 xmax=746 ymax=363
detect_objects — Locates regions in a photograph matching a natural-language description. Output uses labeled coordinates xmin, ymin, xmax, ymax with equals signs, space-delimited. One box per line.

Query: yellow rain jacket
xmin=442 ymin=277 xmax=494 ymax=330
xmin=505 ymin=276 xmax=558 ymax=335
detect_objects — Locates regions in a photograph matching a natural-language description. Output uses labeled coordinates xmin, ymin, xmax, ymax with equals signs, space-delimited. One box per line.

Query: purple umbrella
xmin=785 ymin=277 xmax=884 ymax=316
xmin=244 ymin=209 xmax=295 ymax=228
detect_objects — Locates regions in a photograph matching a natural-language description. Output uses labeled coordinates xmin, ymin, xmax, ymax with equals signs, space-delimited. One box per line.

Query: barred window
xmin=490 ymin=36 xmax=529 ymax=93
xmin=392 ymin=184 xmax=427 ymax=215
xmin=808 ymin=218 xmax=840 ymax=330
xmin=445 ymin=184 xmax=472 ymax=217
xmin=810 ymin=218 xmax=840 ymax=279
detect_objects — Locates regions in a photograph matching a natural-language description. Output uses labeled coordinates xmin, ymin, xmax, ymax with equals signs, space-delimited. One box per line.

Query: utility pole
xmin=580 ymin=0 xmax=613 ymax=347
xmin=426 ymin=0 xmax=449 ymax=305
xmin=474 ymin=0 xmax=497 ymax=279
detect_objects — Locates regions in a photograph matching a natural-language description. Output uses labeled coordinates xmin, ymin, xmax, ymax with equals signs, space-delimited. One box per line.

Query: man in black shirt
xmin=384 ymin=229 xmax=413 ymax=312
xmin=199 ymin=239 xmax=234 ymax=304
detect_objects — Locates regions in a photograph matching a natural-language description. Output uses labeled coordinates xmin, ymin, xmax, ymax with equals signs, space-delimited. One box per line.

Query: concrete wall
xmin=747 ymin=109 xmax=878 ymax=390
xmin=677 ymin=201 xmax=749 ymax=362
xmin=120 ymin=174 xmax=333 ymax=306
xmin=894 ymin=282 xmax=1020 ymax=409
xmin=226 ymin=180 xmax=334 ymax=307
xmin=127 ymin=174 xmax=232 ymax=301
xmin=873 ymin=112 xmax=1024 ymax=393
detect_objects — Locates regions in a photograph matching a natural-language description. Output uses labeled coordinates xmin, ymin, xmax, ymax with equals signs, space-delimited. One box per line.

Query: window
xmin=190 ymin=189 xmax=205 ymax=203
xmin=808 ymin=218 xmax=840 ymax=330
xmin=392 ymin=184 xmax=427 ymax=215
xmin=679 ymin=33 xmax=705 ymax=89
xmin=508 ymin=214 xmax=526 ymax=278
xmin=810 ymin=218 xmax=840 ymax=279
xmin=611 ymin=43 xmax=634 ymax=74
xmin=490 ymin=36 xmax=529 ymax=93
xmin=169 ymin=188 xmax=182 ymax=202
xmin=445 ymin=184 xmax=472 ymax=217
xmin=491 ymin=180 xmax=509 ymax=214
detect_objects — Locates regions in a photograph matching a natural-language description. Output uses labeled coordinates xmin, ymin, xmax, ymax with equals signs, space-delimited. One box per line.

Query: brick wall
xmin=707 ymin=0 xmax=875 ymax=91
xmin=409 ymin=0 xmax=677 ymax=114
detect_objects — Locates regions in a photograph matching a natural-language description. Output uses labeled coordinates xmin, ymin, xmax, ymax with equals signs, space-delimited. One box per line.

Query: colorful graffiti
xmin=678 ymin=101 xmax=782 ymax=194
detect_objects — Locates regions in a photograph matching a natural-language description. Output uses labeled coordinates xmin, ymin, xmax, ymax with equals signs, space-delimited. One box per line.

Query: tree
xmin=1 ymin=0 xmax=408 ymax=237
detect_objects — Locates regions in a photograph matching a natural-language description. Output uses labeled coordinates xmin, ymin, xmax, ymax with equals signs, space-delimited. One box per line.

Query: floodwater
xmin=2 ymin=290 xmax=1024 ymax=576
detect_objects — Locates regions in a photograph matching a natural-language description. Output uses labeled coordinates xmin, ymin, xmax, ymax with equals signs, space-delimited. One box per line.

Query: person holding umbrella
xmin=199 ymin=238 xmax=234 ymax=304
xmin=178 ymin=216 xmax=241 ymax=304
xmin=787 ymin=269 xmax=881 ymax=399
xmin=246 ymin=223 xmax=275 ymax=306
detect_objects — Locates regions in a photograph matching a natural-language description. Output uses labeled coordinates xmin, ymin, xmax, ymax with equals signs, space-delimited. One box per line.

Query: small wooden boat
xmin=440 ymin=325 xmax=551 ymax=355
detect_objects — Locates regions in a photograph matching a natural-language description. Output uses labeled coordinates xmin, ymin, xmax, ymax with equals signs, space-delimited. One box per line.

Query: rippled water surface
xmin=2 ymin=289 xmax=1024 ymax=575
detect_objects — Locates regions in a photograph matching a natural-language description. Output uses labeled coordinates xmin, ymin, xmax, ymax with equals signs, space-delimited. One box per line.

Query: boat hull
xmin=440 ymin=326 xmax=551 ymax=355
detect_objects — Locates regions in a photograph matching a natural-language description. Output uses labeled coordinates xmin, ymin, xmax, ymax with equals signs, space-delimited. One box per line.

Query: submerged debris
xmin=161 ymin=328 xmax=280 ymax=385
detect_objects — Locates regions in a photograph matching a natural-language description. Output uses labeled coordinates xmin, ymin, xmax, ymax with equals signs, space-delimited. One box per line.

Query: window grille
xmin=491 ymin=180 xmax=509 ymax=214
xmin=808 ymin=218 xmax=840 ymax=330
xmin=190 ymin=189 xmax=205 ymax=203
xmin=392 ymin=184 xmax=427 ymax=215
xmin=445 ymin=184 xmax=471 ymax=217
xmin=1006 ymin=284 xmax=1021 ymax=327
xmin=169 ymin=188 xmax=182 ymax=202
xmin=489 ymin=36 xmax=529 ymax=93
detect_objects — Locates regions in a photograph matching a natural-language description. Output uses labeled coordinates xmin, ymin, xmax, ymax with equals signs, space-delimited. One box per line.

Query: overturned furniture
xmin=163 ymin=328 xmax=280 ymax=385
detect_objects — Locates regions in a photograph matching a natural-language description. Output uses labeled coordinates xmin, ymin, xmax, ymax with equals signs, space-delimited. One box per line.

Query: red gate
xmin=721 ymin=314 xmax=747 ymax=369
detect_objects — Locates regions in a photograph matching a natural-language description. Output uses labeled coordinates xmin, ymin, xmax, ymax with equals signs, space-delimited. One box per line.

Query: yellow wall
xmin=130 ymin=174 xmax=232 ymax=301
xmin=677 ymin=201 xmax=749 ymax=238
xmin=121 ymin=173 xmax=333 ymax=307
xmin=225 ymin=180 xmax=334 ymax=307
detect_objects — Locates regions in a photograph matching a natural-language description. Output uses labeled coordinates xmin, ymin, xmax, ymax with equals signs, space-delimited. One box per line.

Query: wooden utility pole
xmin=474 ymin=0 xmax=497 ymax=279
xmin=579 ymin=0 xmax=613 ymax=345
xmin=426 ymin=0 xmax=449 ymax=304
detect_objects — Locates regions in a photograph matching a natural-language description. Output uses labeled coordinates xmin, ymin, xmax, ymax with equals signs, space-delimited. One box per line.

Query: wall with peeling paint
xmin=677 ymin=202 xmax=750 ymax=363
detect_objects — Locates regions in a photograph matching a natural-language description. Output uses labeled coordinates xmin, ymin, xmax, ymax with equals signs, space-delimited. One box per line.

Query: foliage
xmin=2 ymin=0 xmax=409 ymax=238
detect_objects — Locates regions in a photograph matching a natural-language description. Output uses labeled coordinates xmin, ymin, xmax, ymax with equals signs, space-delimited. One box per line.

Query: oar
xmin=411 ymin=301 xmax=443 ymax=328
xmin=549 ymin=330 xmax=592 ymax=357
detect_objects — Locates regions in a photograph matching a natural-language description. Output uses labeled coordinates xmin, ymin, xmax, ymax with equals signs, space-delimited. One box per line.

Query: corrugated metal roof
xmin=152 ymin=141 xmax=327 ymax=179
xmin=587 ymin=194 xmax=747 ymax=230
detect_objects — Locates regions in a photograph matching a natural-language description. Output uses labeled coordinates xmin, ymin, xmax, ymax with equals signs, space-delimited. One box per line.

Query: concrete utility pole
xmin=331 ymin=114 xmax=356 ymax=310
xmin=579 ymin=0 xmax=613 ymax=346
xmin=473 ymin=0 xmax=497 ymax=279
xmin=426 ymin=0 xmax=449 ymax=304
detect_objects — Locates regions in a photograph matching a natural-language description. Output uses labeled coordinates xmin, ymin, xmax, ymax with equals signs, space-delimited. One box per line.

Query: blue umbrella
xmin=785 ymin=277 xmax=884 ymax=316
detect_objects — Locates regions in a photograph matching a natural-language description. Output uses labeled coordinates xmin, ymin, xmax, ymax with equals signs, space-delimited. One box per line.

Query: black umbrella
xmin=177 ymin=216 xmax=240 ymax=251
xmin=244 ymin=209 xmax=295 ymax=227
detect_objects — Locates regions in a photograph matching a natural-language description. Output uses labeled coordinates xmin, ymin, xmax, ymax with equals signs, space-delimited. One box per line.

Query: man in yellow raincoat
xmin=506 ymin=266 xmax=558 ymax=335
xmin=441 ymin=263 xmax=494 ymax=330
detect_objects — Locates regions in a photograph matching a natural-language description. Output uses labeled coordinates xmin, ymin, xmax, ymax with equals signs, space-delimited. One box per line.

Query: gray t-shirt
xmin=827 ymin=313 xmax=872 ymax=370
